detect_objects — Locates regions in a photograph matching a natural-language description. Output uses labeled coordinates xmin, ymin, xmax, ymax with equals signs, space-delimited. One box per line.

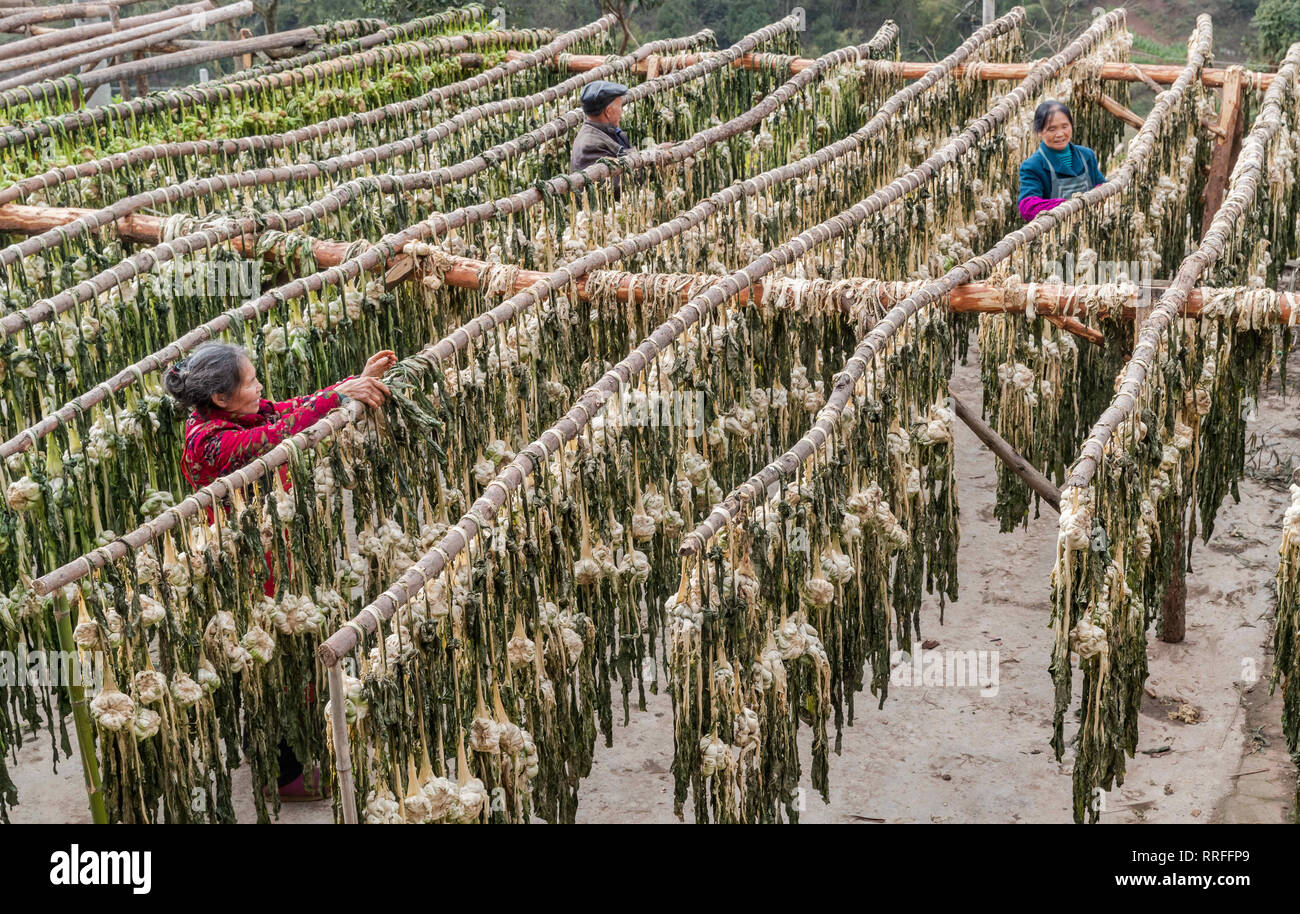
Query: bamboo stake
xmin=326 ymin=662 xmax=358 ymax=824
xmin=681 ymin=12 xmax=1214 ymax=557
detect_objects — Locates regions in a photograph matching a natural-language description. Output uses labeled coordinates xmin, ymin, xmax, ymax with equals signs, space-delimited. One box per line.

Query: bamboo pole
xmin=540 ymin=49 xmax=1286 ymax=90
xmin=326 ymin=660 xmax=358 ymax=823
xmin=681 ymin=13 xmax=1214 ymax=557
xmin=316 ymin=8 xmax=1113 ymax=665
xmin=0 ymin=1 xmax=215 ymax=62
xmin=0 ymin=0 xmax=256 ymax=92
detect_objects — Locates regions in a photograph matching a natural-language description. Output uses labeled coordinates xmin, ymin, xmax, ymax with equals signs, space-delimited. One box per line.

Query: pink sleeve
xmin=1019 ymin=196 xmax=1065 ymax=220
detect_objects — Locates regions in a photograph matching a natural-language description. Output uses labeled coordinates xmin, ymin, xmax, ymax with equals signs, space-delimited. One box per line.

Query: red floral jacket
xmin=180 ymin=384 xmax=347 ymax=490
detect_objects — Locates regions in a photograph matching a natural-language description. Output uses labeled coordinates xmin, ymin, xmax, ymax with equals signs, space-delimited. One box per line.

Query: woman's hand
xmin=362 ymin=350 xmax=397 ymax=380
xmin=336 ymin=376 xmax=391 ymax=408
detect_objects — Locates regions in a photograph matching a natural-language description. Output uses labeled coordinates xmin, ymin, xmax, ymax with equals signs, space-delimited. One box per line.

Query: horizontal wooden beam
xmin=522 ymin=49 xmax=1285 ymax=89
xmin=0 ymin=205 xmax=1292 ymax=327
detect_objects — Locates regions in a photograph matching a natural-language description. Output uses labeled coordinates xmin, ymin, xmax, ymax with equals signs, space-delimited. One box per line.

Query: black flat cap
xmin=580 ymin=80 xmax=629 ymax=115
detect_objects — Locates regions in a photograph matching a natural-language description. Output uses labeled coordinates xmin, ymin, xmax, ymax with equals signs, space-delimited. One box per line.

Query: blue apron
xmin=1039 ymin=147 xmax=1092 ymax=200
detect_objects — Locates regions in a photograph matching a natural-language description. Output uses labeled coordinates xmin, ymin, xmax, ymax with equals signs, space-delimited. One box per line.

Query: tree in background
xmin=253 ymin=0 xmax=280 ymax=33
xmin=598 ymin=1 xmax=665 ymax=51
xmin=1253 ymin=0 xmax=1300 ymax=63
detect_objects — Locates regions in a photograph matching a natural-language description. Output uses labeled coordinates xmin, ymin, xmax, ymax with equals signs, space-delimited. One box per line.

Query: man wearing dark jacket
xmin=570 ymin=80 xmax=633 ymax=173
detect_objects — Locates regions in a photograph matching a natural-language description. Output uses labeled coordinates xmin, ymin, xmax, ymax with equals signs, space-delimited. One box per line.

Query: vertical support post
xmin=239 ymin=26 xmax=252 ymax=71
xmin=1160 ymin=510 xmax=1187 ymax=642
xmin=1201 ymin=67 xmax=1245 ymax=237
xmin=983 ymin=0 xmax=995 ymax=26
xmin=133 ymin=50 xmax=147 ymax=97
xmin=53 ymin=593 xmax=109 ymax=824
xmin=327 ymin=661 xmax=358 ymax=824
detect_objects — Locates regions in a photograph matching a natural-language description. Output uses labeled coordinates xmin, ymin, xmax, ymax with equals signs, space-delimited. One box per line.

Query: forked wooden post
xmin=1201 ymin=67 xmax=1246 ymax=238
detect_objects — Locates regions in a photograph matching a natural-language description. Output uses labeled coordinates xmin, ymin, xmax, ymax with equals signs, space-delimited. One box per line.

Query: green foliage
xmin=1131 ymin=34 xmax=1190 ymax=65
xmin=1254 ymin=0 xmax=1300 ymax=63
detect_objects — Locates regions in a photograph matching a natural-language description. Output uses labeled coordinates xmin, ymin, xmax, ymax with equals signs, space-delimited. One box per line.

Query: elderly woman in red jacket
xmin=165 ymin=341 xmax=393 ymax=490
xmin=163 ymin=340 xmax=394 ymax=800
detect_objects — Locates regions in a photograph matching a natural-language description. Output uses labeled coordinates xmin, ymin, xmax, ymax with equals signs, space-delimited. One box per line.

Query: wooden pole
xmin=1201 ymin=66 xmax=1246 ymax=238
xmin=0 ymin=2 xmax=213 ymax=60
xmin=1099 ymin=92 xmax=1144 ymax=129
xmin=1 ymin=201 xmax=1295 ymax=336
xmin=0 ymin=2 xmax=211 ymax=76
xmin=0 ymin=0 xmax=255 ymax=92
xmin=1160 ymin=511 xmax=1187 ymax=642
xmin=534 ymin=49 xmax=1285 ymax=90
xmin=949 ymin=386 xmax=1061 ymax=511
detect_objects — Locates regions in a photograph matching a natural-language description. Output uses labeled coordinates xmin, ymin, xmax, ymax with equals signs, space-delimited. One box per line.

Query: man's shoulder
xmin=576 ymin=122 xmax=624 ymax=150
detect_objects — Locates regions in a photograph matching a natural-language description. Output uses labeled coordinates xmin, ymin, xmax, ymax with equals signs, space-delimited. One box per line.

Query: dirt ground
xmin=9 ymin=338 xmax=1298 ymax=824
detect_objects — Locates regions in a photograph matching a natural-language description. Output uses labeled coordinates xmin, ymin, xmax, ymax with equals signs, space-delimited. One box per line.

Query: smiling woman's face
xmin=210 ymin=355 xmax=263 ymax=415
xmin=1040 ymin=110 xmax=1073 ymax=149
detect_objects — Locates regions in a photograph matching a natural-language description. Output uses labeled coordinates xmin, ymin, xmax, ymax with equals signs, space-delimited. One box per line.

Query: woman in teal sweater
xmin=1018 ymin=100 xmax=1106 ymax=220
